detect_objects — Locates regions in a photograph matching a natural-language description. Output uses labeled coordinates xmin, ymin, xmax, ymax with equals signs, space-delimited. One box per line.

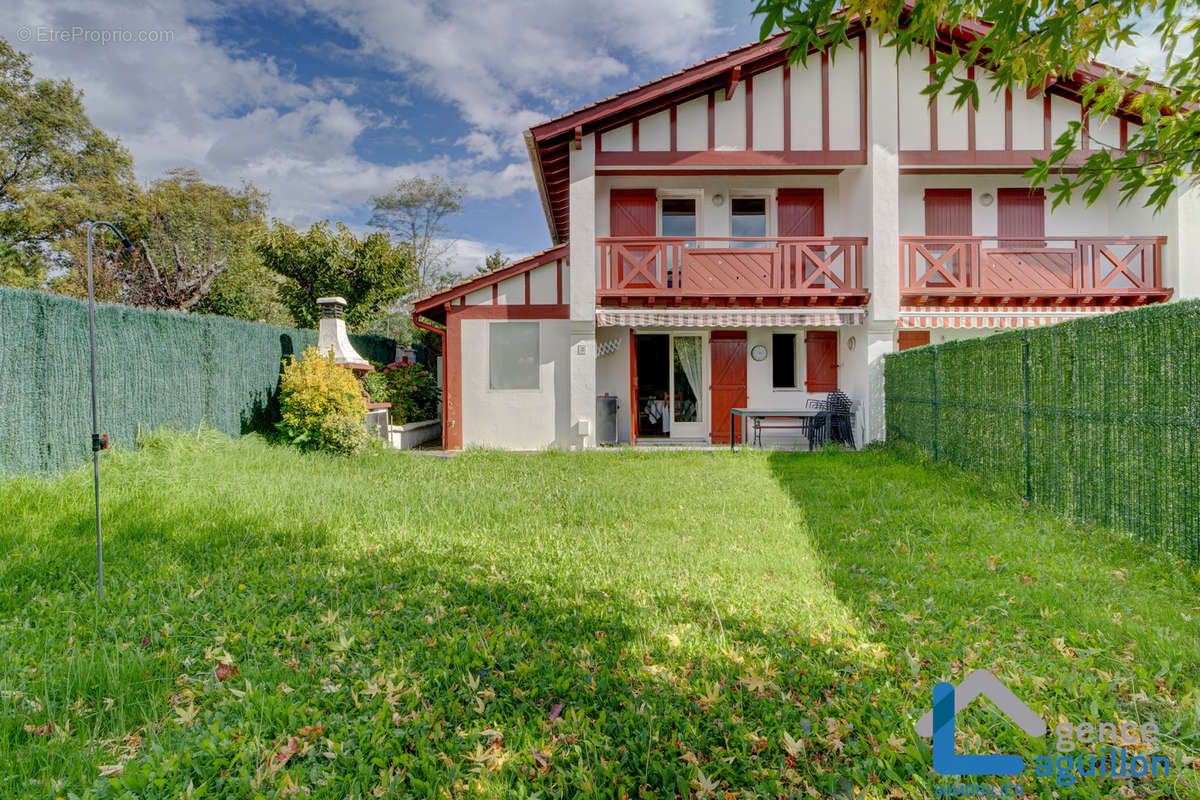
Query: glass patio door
xmin=669 ymin=334 xmax=704 ymax=439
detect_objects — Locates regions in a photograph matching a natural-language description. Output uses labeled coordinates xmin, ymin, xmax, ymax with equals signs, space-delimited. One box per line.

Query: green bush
xmin=361 ymin=367 xmax=389 ymax=406
xmin=277 ymin=346 xmax=369 ymax=454
xmin=381 ymin=362 xmax=440 ymax=424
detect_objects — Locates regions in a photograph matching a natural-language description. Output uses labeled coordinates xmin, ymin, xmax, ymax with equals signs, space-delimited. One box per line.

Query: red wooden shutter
xmin=923 ymin=189 xmax=972 ymax=236
xmin=610 ymin=189 xmax=656 ymax=236
xmin=997 ymin=188 xmax=1045 ymax=248
xmin=777 ymin=189 xmax=824 ymax=237
xmin=898 ymin=331 xmax=931 ymax=351
xmin=805 ymin=331 xmax=838 ymax=392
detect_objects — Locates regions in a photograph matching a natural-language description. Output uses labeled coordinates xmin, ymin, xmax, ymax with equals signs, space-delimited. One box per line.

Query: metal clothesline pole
xmin=85 ymin=221 xmax=134 ymax=603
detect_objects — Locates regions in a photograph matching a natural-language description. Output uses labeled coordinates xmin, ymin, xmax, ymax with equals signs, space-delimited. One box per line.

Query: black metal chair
xmin=807 ymin=390 xmax=854 ymax=449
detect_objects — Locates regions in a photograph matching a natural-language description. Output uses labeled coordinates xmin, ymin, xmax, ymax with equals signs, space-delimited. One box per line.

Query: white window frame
xmin=728 ymin=191 xmax=775 ymax=240
xmin=657 ymin=189 xmax=703 ymax=237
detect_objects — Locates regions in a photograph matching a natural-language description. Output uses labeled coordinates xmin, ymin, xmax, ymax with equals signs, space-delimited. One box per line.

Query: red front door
xmin=709 ymin=332 xmax=747 ymax=444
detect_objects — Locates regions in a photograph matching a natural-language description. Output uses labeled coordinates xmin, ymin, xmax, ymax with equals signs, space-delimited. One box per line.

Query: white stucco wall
xmin=459 ymin=318 xmax=572 ymax=450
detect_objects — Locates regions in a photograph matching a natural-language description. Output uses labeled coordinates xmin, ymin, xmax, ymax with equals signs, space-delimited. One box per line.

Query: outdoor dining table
xmin=729 ymin=408 xmax=820 ymax=451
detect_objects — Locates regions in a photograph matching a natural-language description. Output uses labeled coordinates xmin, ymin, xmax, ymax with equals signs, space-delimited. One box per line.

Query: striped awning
xmin=898 ymin=306 xmax=1123 ymax=329
xmin=596 ymin=308 xmax=866 ymax=328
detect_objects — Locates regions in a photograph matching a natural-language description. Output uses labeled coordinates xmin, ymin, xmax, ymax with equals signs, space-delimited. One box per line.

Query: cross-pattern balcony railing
xmin=900 ymin=235 xmax=1170 ymax=306
xmin=596 ymin=236 xmax=869 ymax=305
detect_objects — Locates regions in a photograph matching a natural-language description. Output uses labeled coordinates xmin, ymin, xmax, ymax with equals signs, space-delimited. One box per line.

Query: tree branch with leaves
xmin=752 ymin=0 xmax=1199 ymax=209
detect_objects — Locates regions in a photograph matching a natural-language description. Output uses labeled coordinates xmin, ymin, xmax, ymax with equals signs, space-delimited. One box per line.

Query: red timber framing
xmin=411 ymin=245 xmax=569 ymax=450
xmin=525 ymin=27 xmax=868 ymax=244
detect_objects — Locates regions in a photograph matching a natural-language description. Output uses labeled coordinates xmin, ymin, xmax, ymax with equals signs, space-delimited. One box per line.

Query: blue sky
xmin=2 ymin=1 xmax=764 ymax=272
xmin=1 ymin=2 xmax=1166 ymax=274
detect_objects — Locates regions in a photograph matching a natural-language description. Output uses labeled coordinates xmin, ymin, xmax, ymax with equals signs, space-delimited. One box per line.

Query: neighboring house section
xmin=415 ymin=20 xmax=1199 ymax=451
xmin=412 ymin=246 xmax=569 ymax=450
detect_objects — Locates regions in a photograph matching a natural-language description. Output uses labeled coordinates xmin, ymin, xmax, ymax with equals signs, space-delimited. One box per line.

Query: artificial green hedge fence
xmin=0 ymin=288 xmax=397 ymax=476
xmin=885 ymin=299 xmax=1200 ymax=563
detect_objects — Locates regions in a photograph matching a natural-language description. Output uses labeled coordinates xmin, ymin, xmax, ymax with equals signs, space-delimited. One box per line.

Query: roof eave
xmin=524 ymin=129 xmax=561 ymax=245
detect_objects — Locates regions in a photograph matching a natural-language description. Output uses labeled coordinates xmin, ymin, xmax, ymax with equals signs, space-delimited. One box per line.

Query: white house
xmin=412 ymin=17 xmax=1199 ymax=451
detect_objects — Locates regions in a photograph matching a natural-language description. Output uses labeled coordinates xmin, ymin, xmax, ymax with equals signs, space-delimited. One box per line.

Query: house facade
xmin=413 ymin=23 xmax=1199 ymax=451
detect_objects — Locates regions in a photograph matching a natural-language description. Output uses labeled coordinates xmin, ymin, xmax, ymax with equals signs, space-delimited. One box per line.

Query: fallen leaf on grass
xmin=548 ymin=702 xmax=563 ymax=721
xmin=692 ymin=768 xmax=719 ymax=798
xmin=266 ymin=737 xmax=301 ymax=773
xmin=173 ymin=705 xmax=199 ymax=726
xmin=986 ymin=555 xmax=1001 ymax=572
xmin=215 ymin=663 xmax=239 ymax=682
xmin=782 ymin=731 xmax=805 ymax=757
xmin=98 ymin=764 xmax=124 ymax=778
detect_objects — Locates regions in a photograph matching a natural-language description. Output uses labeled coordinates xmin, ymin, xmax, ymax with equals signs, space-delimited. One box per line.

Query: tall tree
xmin=752 ymin=1 xmax=1200 ymax=208
xmin=56 ymin=169 xmax=270 ymax=313
xmin=0 ymin=37 xmax=133 ymax=286
xmin=368 ymin=176 xmax=465 ymax=298
xmin=256 ymin=220 xmax=413 ymax=330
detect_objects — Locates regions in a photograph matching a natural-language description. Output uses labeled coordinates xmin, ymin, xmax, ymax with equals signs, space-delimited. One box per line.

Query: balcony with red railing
xmin=900 ymin=235 xmax=1171 ymax=306
xmin=596 ymin=237 xmax=869 ymax=306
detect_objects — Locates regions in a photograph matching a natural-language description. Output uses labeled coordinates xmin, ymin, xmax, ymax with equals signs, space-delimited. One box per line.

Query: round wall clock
xmin=750 ymin=344 xmax=768 ymax=361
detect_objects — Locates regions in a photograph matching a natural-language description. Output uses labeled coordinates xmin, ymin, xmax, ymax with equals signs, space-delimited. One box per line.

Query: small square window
xmin=489 ymin=322 xmax=539 ymax=390
xmin=731 ymin=197 xmax=767 ymax=238
xmin=661 ymin=198 xmax=696 ymax=237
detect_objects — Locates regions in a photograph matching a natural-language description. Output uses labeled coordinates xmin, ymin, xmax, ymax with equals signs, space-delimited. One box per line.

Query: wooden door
xmin=709 ymin=332 xmax=747 ymax=444
xmin=610 ymin=189 xmax=658 ymax=288
xmin=997 ymin=188 xmax=1045 ymax=247
xmin=898 ymin=330 xmax=931 ymax=351
xmin=805 ymin=331 xmax=838 ymax=392
xmin=778 ymin=189 xmax=826 ymax=287
xmin=923 ymin=189 xmax=972 ymax=285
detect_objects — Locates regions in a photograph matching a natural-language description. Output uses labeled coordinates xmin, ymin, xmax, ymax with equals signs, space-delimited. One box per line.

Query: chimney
xmin=316 ymin=297 xmax=368 ymax=367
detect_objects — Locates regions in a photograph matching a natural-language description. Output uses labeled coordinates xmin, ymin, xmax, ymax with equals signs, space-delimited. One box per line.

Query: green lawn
xmin=1 ymin=430 xmax=1197 ymax=799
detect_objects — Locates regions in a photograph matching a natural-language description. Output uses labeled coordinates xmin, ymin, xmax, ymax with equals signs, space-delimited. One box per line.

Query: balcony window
xmin=661 ymin=198 xmax=696 ymax=237
xmin=731 ymin=197 xmax=767 ymax=245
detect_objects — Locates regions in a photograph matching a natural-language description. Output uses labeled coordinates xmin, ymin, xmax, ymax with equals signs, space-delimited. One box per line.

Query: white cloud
xmin=297 ymin=0 xmax=719 ymax=157
xmin=5 ymin=0 xmax=700 ymax=226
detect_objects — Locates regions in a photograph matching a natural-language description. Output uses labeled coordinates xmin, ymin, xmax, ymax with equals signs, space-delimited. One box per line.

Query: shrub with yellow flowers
xmin=278 ymin=346 xmax=369 ymax=454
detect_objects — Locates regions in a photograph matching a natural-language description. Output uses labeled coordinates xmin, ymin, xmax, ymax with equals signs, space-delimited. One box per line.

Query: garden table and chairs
xmin=730 ymin=390 xmax=858 ymax=451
